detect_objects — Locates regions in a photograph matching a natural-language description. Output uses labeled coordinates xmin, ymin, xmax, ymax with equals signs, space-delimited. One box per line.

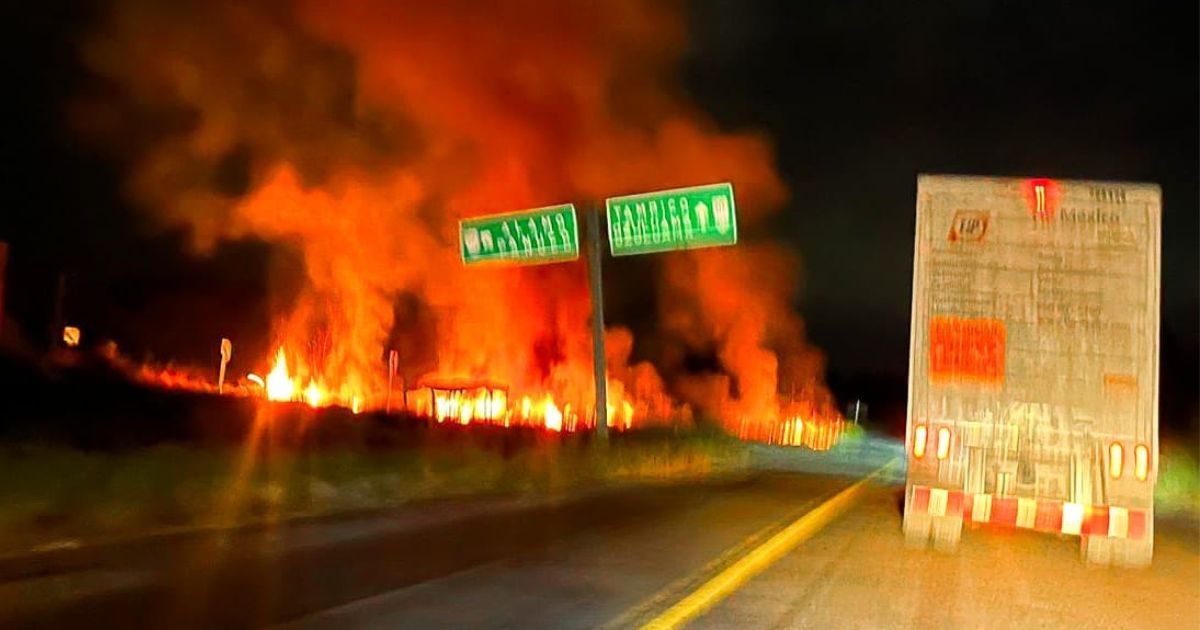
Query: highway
xmin=2 ymin=441 xmax=1196 ymax=629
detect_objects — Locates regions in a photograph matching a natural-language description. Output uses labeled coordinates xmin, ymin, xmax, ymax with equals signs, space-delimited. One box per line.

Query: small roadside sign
xmin=460 ymin=204 xmax=579 ymax=265
xmin=606 ymin=182 xmax=736 ymax=256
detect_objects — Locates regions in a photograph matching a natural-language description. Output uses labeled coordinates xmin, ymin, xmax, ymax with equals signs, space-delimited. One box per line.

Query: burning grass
xmin=73 ymin=0 xmax=842 ymax=442
xmin=0 ymin=422 xmax=747 ymax=554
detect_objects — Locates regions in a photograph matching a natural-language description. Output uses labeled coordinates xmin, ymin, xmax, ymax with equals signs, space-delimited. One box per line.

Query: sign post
xmin=461 ymin=184 xmax=736 ymax=439
xmin=586 ymin=207 xmax=608 ymax=441
xmin=606 ymin=183 xmax=737 ymax=256
xmin=460 ymin=203 xmax=606 ymax=436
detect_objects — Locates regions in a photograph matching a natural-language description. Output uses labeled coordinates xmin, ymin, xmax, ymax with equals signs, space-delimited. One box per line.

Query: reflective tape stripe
xmin=1127 ymin=510 xmax=1147 ymax=540
xmin=1034 ymin=499 xmax=1062 ymax=532
xmin=971 ymin=494 xmax=992 ymax=523
xmin=1108 ymin=506 xmax=1129 ymax=538
xmin=1062 ymin=502 xmax=1085 ymax=535
xmin=909 ymin=488 xmax=1147 ymax=541
xmin=1016 ymin=498 xmax=1038 ymax=529
xmin=929 ymin=488 xmax=948 ymax=517
xmin=1085 ymin=505 xmax=1110 ymax=536
xmin=911 ymin=486 xmax=930 ymax=513
xmin=991 ymin=497 xmax=1018 ymax=527
xmin=946 ymin=491 xmax=964 ymax=517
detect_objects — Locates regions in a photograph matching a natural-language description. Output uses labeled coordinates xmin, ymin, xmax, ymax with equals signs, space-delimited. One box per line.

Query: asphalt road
xmin=2 ymin=447 xmax=1196 ymax=629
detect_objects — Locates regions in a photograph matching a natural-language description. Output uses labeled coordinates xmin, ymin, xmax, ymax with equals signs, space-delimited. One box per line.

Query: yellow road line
xmin=639 ymin=459 xmax=900 ymax=630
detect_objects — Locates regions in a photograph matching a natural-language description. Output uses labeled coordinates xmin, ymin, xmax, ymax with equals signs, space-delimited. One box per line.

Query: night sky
xmin=683 ymin=1 xmax=1197 ymax=429
xmin=2 ymin=1 xmax=1197 ymax=431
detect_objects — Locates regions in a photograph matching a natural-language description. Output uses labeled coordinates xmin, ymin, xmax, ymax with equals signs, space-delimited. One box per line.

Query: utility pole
xmin=586 ymin=207 xmax=608 ymax=441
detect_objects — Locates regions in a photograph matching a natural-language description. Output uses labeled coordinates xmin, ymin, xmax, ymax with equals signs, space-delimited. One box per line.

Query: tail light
xmin=1134 ymin=444 xmax=1149 ymax=481
xmin=936 ymin=427 xmax=951 ymax=460
xmin=913 ymin=424 xmax=928 ymax=459
xmin=1109 ymin=442 xmax=1124 ymax=479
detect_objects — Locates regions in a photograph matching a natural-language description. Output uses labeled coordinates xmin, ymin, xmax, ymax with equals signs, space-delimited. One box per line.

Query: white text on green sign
xmin=460 ymin=204 xmax=579 ymax=265
xmin=606 ymin=182 xmax=736 ymax=256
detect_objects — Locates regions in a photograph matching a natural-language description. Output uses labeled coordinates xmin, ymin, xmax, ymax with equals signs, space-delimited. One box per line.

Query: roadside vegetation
xmin=1157 ymin=437 xmax=1200 ymax=520
xmin=0 ymin=418 xmax=748 ymax=554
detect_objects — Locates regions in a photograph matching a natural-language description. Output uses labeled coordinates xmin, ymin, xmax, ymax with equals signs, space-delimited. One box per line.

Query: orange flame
xmin=79 ymin=0 xmax=840 ymax=441
xmin=265 ymin=348 xmax=296 ymax=402
xmin=543 ymin=397 xmax=563 ymax=432
xmin=304 ymin=380 xmax=324 ymax=408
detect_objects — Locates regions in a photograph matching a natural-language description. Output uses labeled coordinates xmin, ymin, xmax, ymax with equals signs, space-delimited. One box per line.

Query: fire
xmin=79 ymin=0 xmax=842 ymax=442
xmin=265 ymin=348 xmax=296 ymax=402
xmin=543 ymin=398 xmax=563 ymax=432
xmin=254 ymin=345 xmax=368 ymax=411
xmin=420 ymin=384 xmax=577 ymax=432
xmin=304 ymin=380 xmax=325 ymax=408
xmin=430 ymin=385 xmax=505 ymax=424
xmin=745 ymin=415 xmax=845 ymax=451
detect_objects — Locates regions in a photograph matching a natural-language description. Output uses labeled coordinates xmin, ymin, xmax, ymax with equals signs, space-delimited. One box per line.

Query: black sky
xmin=2 ymin=1 xmax=1197 ymax=430
xmin=682 ymin=0 xmax=1198 ymax=428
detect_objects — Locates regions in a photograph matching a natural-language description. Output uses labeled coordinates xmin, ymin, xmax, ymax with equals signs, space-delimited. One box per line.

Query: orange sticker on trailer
xmin=1103 ymin=373 xmax=1137 ymax=397
xmin=929 ymin=316 xmax=1005 ymax=385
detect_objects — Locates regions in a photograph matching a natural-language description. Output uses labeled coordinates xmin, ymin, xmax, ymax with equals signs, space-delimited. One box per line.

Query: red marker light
xmin=1023 ymin=178 xmax=1060 ymax=220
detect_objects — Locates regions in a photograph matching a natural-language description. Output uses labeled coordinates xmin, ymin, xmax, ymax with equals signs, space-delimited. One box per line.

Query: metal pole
xmin=386 ymin=349 xmax=398 ymax=413
xmin=586 ymin=206 xmax=608 ymax=440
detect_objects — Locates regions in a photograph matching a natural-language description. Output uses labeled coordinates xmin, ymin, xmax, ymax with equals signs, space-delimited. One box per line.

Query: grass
xmin=1157 ymin=440 xmax=1200 ymax=520
xmin=0 ymin=426 xmax=748 ymax=554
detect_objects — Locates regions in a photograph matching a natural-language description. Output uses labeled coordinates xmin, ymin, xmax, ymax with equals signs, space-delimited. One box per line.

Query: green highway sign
xmin=459 ymin=204 xmax=579 ymax=265
xmin=606 ymin=182 xmax=737 ymax=256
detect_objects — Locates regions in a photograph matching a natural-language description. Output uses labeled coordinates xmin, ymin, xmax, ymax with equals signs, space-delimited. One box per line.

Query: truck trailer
xmin=902 ymin=174 xmax=1161 ymax=567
